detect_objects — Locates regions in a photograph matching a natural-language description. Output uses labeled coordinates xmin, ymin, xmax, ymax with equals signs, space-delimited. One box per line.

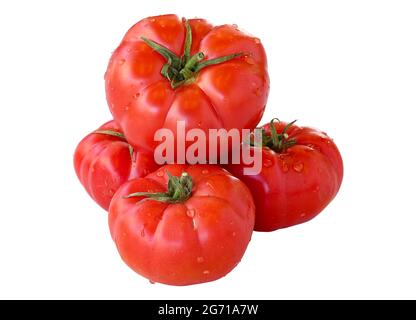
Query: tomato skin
xmin=108 ymin=164 xmax=255 ymax=286
xmin=74 ymin=121 xmax=159 ymax=210
xmin=226 ymin=121 xmax=343 ymax=232
xmin=105 ymin=14 xmax=269 ymax=158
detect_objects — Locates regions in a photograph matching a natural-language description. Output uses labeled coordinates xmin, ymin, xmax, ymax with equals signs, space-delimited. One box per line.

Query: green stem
xmin=126 ymin=172 xmax=193 ymax=204
xmin=94 ymin=129 xmax=135 ymax=162
xmin=250 ymin=118 xmax=298 ymax=153
xmin=140 ymin=18 xmax=247 ymax=89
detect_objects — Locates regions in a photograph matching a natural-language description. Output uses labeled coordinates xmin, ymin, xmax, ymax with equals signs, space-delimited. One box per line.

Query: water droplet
xmin=245 ymin=57 xmax=255 ymax=65
xmin=203 ymin=270 xmax=210 ymax=275
xmin=205 ymin=182 xmax=215 ymax=190
xmin=192 ymin=219 xmax=198 ymax=230
xmin=253 ymin=87 xmax=262 ymax=96
xmin=202 ymin=169 xmax=209 ymax=175
xmin=314 ymin=185 xmax=320 ymax=192
xmin=282 ymin=162 xmax=289 ymax=172
xmin=150 ymin=18 xmax=156 ymax=22
xmin=186 ymin=208 xmax=196 ymax=218
xmin=124 ymin=105 xmax=130 ymax=111
xmin=156 ymin=171 xmax=164 ymax=177
xmin=140 ymin=227 xmax=145 ymax=237
xmin=300 ymin=213 xmax=306 ymax=218
xmin=149 ymin=279 xmax=155 ymax=284
xmin=118 ymin=59 xmax=126 ymax=65
xmin=197 ymin=257 xmax=204 ymax=263
xmin=197 ymin=121 xmax=202 ymax=127
xmin=133 ymin=92 xmax=140 ymax=99
xmin=263 ymin=158 xmax=273 ymax=168
xmin=253 ymin=38 xmax=261 ymax=44
xmin=293 ymin=162 xmax=304 ymax=173
xmin=232 ymin=232 xmax=236 ymax=237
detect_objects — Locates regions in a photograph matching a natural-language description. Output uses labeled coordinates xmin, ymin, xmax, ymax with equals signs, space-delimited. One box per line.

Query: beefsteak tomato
xmin=227 ymin=119 xmax=343 ymax=231
xmin=108 ymin=164 xmax=255 ymax=285
xmin=74 ymin=121 xmax=159 ymax=210
xmin=105 ymin=14 xmax=269 ymax=161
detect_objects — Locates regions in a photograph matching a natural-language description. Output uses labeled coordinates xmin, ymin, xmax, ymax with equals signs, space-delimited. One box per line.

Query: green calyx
xmin=126 ymin=172 xmax=193 ymax=204
xmin=94 ymin=130 xmax=135 ymax=162
xmin=141 ymin=19 xmax=246 ymax=89
xmin=254 ymin=118 xmax=297 ymax=153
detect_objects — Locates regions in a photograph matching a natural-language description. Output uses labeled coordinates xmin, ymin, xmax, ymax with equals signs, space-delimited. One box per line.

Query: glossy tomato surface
xmin=105 ymin=14 xmax=269 ymax=160
xmin=74 ymin=121 xmax=159 ymax=210
xmin=108 ymin=164 xmax=255 ymax=285
xmin=227 ymin=121 xmax=343 ymax=231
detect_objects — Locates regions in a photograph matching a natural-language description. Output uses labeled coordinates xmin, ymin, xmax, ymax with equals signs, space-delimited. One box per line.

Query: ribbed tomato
xmin=227 ymin=119 xmax=343 ymax=231
xmin=105 ymin=14 xmax=269 ymax=161
xmin=74 ymin=121 xmax=159 ymax=210
xmin=108 ymin=164 xmax=255 ymax=285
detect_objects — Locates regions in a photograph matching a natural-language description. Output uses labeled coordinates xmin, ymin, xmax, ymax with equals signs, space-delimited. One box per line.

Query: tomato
xmin=108 ymin=164 xmax=255 ymax=286
xmin=226 ymin=119 xmax=343 ymax=232
xmin=74 ymin=121 xmax=159 ymax=210
xmin=105 ymin=14 xmax=269 ymax=160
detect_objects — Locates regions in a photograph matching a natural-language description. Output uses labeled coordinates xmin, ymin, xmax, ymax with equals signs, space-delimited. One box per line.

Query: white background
xmin=0 ymin=0 xmax=415 ymax=299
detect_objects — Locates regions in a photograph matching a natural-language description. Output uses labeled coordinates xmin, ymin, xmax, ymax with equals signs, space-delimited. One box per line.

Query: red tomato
xmin=108 ymin=164 xmax=255 ymax=286
xmin=226 ymin=119 xmax=343 ymax=232
xmin=74 ymin=121 xmax=159 ymax=210
xmin=105 ymin=14 xmax=269 ymax=160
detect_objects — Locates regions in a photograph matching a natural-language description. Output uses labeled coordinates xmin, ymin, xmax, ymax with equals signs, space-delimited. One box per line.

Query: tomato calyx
xmin=126 ymin=172 xmax=193 ymax=204
xmin=94 ymin=130 xmax=135 ymax=162
xmin=251 ymin=118 xmax=297 ymax=153
xmin=141 ymin=19 xmax=246 ymax=89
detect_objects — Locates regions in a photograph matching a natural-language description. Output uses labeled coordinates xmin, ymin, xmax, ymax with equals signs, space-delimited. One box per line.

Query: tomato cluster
xmin=74 ymin=15 xmax=343 ymax=286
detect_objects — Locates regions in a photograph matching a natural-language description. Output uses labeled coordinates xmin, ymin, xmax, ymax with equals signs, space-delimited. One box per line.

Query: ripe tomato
xmin=108 ymin=164 xmax=255 ymax=286
xmin=74 ymin=121 xmax=159 ymax=210
xmin=226 ymin=119 xmax=343 ymax=232
xmin=105 ymin=14 xmax=269 ymax=160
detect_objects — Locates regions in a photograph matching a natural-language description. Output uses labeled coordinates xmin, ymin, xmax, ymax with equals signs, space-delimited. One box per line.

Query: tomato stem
xmin=141 ymin=19 xmax=247 ymax=89
xmin=126 ymin=172 xmax=193 ymax=204
xmin=94 ymin=130 xmax=135 ymax=162
xmin=252 ymin=119 xmax=297 ymax=153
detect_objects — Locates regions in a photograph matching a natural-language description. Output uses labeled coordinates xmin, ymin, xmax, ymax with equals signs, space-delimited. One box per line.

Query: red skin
xmin=108 ymin=164 xmax=255 ymax=286
xmin=74 ymin=121 xmax=159 ymax=210
xmin=105 ymin=14 xmax=269 ymax=159
xmin=226 ymin=121 xmax=343 ymax=231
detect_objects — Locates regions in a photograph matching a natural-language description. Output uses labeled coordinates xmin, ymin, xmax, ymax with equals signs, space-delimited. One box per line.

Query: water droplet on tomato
xmin=202 ymin=169 xmax=209 ymax=174
xmin=140 ymin=227 xmax=145 ymax=237
xmin=245 ymin=57 xmax=255 ymax=65
xmin=203 ymin=270 xmax=210 ymax=275
xmin=156 ymin=171 xmax=164 ymax=177
xmin=300 ymin=213 xmax=306 ymax=218
xmin=293 ymin=162 xmax=304 ymax=173
xmin=192 ymin=219 xmax=198 ymax=230
xmin=197 ymin=257 xmax=204 ymax=263
xmin=186 ymin=208 xmax=196 ymax=218
xmin=150 ymin=18 xmax=156 ymax=22
xmin=232 ymin=232 xmax=236 ymax=237
xmin=133 ymin=92 xmax=140 ymax=99
xmin=149 ymin=279 xmax=155 ymax=284
xmin=282 ymin=162 xmax=289 ymax=172
xmin=118 ymin=59 xmax=126 ymax=65
xmin=205 ymin=182 xmax=215 ymax=190
xmin=253 ymin=87 xmax=262 ymax=96
xmin=314 ymin=185 xmax=320 ymax=192
xmin=253 ymin=38 xmax=261 ymax=44
xmin=263 ymin=158 xmax=273 ymax=168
